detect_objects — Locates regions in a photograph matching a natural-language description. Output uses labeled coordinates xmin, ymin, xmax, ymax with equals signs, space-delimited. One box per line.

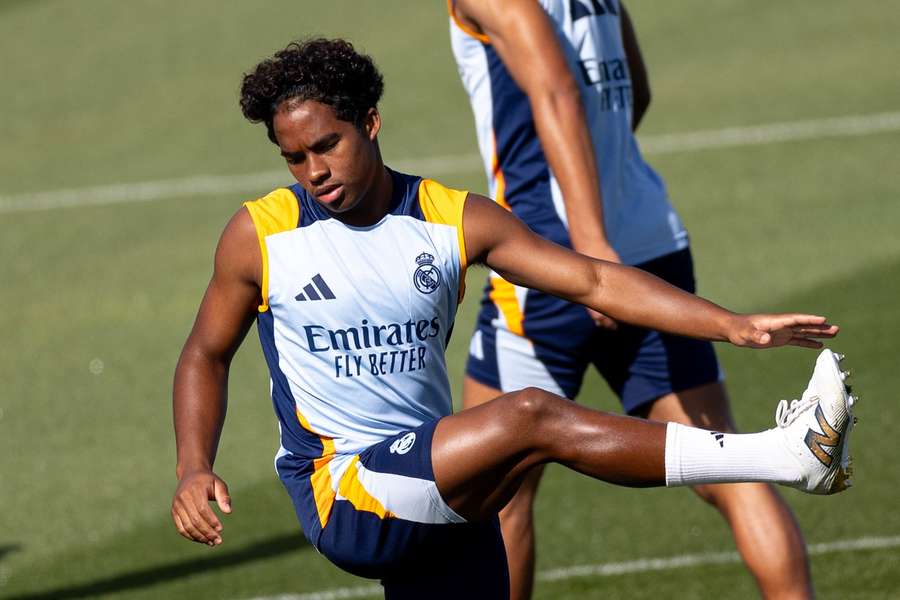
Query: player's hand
xmin=728 ymin=314 xmax=839 ymax=349
xmin=171 ymin=469 xmax=232 ymax=546
xmin=584 ymin=244 xmax=621 ymax=330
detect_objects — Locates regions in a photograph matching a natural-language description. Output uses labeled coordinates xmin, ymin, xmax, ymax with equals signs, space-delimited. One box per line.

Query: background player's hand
xmin=583 ymin=243 xmax=621 ymax=330
xmin=728 ymin=314 xmax=839 ymax=349
xmin=171 ymin=469 xmax=232 ymax=546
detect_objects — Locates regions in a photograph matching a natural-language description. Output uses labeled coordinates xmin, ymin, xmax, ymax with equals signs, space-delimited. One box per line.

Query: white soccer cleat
xmin=775 ymin=349 xmax=855 ymax=495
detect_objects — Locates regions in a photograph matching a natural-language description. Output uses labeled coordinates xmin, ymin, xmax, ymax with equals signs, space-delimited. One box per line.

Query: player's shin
xmin=664 ymin=423 xmax=799 ymax=487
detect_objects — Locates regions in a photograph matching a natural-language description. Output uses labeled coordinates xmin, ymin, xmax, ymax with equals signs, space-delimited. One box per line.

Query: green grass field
xmin=1 ymin=1 xmax=898 ymax=598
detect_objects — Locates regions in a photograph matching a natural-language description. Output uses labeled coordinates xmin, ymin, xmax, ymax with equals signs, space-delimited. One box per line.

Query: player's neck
xmin=331 ymin=162 xmax=393 ymax=228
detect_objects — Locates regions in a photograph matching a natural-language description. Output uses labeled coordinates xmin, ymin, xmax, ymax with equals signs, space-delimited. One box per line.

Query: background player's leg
xmin=437 ymin=385 xmax=667 ymax=522
xmin=463 ymin=376 xmax=544 ymax=600
xmin=637 ymin=381 xmax=814 ymax=600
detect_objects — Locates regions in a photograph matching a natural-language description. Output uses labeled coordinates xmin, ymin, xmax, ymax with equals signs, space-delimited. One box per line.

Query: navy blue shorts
xmin=466 ymin=248 xmax=722 ymax=413
xmin=278 ymin=420 xmax=509 ymax=598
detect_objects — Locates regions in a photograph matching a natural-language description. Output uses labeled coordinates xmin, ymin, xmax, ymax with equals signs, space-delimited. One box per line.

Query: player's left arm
xmin=620 ymin=2 xmax=650 ymax=131
xmin=463 ymin=193 xmax=838 ymax=348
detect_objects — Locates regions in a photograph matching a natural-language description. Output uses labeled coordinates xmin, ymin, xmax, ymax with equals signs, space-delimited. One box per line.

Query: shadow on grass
xmin=6 ymin=533 xmax=310 ymax=600
xmin=0 ymin=544 xmax=22 ymax=562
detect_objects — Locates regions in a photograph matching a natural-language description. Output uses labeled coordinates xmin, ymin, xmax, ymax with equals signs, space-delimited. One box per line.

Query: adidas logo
xmin=710 ymin=431 xmax=725 ymax=448
xmin=295 ymin=274 xmax=336 ymax=302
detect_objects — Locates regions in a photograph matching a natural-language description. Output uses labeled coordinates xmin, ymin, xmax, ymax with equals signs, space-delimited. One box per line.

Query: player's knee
xmin=505 ymin=387 xmax=561 ymax=428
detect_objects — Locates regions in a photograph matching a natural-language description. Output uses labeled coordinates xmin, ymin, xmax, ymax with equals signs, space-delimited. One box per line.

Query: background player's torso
xmin=450 ymin=0 xmax=688 ymax=265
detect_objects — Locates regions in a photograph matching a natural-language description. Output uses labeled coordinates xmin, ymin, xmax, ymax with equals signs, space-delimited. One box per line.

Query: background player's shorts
xmin=466 ymin=248 xmax=722 ymax=414
xmin=278 ymin=420 xmax=509 ymax=599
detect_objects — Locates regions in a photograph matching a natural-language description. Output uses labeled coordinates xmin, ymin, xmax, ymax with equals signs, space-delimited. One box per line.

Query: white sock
xmin=664 ymin=422 xmax=800 ymax=487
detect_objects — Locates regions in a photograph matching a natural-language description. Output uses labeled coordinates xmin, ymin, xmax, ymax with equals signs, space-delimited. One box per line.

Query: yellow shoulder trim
xmin=417 ymin=179 xmax=469 ymax=303
xmin=447 ymin=0 xmax=491 ymax=44
xmin=243 ymin=188 xmax=300 ymax=311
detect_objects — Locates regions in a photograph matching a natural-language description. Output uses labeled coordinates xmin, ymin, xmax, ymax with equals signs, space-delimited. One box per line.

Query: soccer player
xmin=171 ymin=39 xmax=854 ymax=599
xmin=448 ymin=1 xmax=815 ymax=596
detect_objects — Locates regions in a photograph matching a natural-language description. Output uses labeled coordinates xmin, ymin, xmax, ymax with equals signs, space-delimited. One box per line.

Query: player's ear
xmin=363 ymin=107 xmax=381 ymax=141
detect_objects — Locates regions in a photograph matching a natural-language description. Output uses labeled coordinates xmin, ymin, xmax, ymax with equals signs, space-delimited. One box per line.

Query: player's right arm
xmin=454 ymin=0 xmax=621 ymax=328
xmin=463 ymin=193 xmax=838 ymax=348
xmin=171 ymin=207 xmax=261 ymax=546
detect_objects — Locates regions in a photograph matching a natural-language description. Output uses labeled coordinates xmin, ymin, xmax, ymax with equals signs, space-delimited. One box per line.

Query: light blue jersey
xmin=244 ymin=169 xmax=468 ymax=541
xmin=449 ymin=0 xmax=688 ymax=266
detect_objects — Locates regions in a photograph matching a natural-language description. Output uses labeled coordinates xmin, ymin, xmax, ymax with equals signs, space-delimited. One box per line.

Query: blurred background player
xmin=448 ymin=1 xmax=813 ymax=597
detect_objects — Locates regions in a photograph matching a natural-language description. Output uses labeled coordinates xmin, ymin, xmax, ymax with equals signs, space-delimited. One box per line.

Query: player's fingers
xmin=181 ymin=492 xmax=220 ymax=545
xmin=191 ymin=497 xmax=223 ymax=544
xmin=787 ymin=337 xmax=824 ymax=349
xmin=750 ymin=329 xmax=771 ymax=346
xmin=783 ymin=314 xmax=828 ymax=326
xmin=595 ymin=315 xmax=618 ymax=330
xmin=174 ymin=502 xmax=212 ymax=544
xmin=196 ymin=501 xmax=224 ymax=539
xmin=172 ymin=512 xmax=194 ymax=542
xmin=792 ymin=324 xmax=839 ymax=337
xmin=214 ymin=479 xmax=232 ymax=515
xmin=762 ymin=314 xmax=826 ymax=330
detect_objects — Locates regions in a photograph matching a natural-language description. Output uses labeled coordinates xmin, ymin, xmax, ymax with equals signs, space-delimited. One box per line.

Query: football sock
xmin=664 ymin=422 xmax=799 ymax=487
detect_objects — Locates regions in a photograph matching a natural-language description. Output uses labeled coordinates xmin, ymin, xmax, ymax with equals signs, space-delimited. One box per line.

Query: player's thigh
xmin=433 ymin=387 xmax=567 ymax=520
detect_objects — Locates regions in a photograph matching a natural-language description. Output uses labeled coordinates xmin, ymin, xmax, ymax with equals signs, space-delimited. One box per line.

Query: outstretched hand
xmin=728 ymin=314 xmax=839 ymax=349
xmin=172 ymin=470 xmax=232 ymax=546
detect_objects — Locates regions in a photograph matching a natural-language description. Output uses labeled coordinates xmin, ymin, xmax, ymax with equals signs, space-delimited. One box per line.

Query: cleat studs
xmin=840 ymin=369 xmax=851 ymax=380
xmin=848 ymin=395 xmax=857 ymax=406
xmin=853 ymin=416 xmax=859 ymax=425
xmin=835 ymin=353 xmax=846 ymax=362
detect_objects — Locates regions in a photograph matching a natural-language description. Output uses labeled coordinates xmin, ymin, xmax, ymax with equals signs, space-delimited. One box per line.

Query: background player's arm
xmin=463 ymin=193 xmax=838 ymax=347
xmin=454 ymin=0 xmax=619 ymax=269
xmin=619 ymin=4 xmax=650 ymax=131
xmin=620 ymin=2 xmax=650 ymax=131
xmin=171 ymin=208 xmax=261 ymax=546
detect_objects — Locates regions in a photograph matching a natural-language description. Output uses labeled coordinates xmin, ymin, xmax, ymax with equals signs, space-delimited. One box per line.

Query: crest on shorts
xmin=413 ymin=252 xmax=442 ymax=294
xmin=389 ymin=432 xmax=416 ymax=455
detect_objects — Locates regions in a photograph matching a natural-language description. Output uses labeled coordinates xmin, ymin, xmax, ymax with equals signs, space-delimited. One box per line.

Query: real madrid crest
xmin=413 ymin=252 xmax=442 ymax=294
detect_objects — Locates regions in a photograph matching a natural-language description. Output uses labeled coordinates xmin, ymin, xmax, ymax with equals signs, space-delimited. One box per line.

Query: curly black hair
xmin=240 ymin=38 xmax=385 ymax=144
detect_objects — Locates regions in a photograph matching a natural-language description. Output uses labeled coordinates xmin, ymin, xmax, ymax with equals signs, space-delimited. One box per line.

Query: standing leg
xmin=637 ymin=381 xmax=813 ymax=600
xmin=463 ymin=376 xmax=544 ymax=600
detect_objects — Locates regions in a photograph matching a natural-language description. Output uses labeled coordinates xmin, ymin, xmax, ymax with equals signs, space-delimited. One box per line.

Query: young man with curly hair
xmin=171 ymin=38 xmax=854 ymax=598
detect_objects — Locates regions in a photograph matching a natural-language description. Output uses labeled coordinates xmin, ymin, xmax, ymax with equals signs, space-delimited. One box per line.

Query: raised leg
xmin=637 ymin=381 xmax=813 ymax=599
xmin=434 ymin=384 xmax=666 ymax=521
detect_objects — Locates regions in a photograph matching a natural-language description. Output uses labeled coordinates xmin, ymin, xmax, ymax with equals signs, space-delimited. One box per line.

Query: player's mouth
xmin=315 ymin=184 xmax=344 ymax=204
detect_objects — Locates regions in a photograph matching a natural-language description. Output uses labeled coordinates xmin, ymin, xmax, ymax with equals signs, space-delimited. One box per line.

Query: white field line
xmin=244 ymin=535 xmax=900 ymax=600
xmin=2 ymin=110 xmax=899 ymax=216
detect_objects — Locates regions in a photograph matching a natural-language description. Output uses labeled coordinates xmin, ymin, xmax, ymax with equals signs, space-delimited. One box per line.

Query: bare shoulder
xmin=462 ymin=193 xmax=531 ymax=265
xmin=214 ymin=207 xmax=261 ymax=287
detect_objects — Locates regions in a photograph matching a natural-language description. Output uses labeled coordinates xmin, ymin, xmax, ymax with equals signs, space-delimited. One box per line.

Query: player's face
xmin=273 ymin=100 xmax=381 ymax=217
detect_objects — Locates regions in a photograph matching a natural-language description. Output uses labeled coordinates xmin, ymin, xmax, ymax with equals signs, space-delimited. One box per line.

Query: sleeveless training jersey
xmin=449 ymin=0 xmax=688 ymax=266
xmin=244 ymin=169 xmax=467 ymax=540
